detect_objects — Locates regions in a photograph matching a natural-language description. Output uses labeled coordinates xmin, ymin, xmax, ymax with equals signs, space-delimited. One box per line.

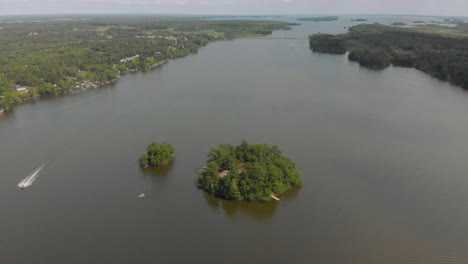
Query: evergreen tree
xmin=198 ymin=141 xmax=302 ymax=202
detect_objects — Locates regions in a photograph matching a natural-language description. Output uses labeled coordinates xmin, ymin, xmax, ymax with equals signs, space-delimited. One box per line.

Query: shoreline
xmin=0 ymin=59 xmax=172 ymax=115
xmin=0 ymin=36 xmax=251 ymax=114
xmin=0 ymin=26 xmax=294 ymax=115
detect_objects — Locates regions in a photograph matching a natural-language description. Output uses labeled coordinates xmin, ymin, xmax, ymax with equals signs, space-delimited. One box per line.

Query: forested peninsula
xmin=309 ymin=23 xmax=468 ymax=89
xmin=0 ymin=16 xmax=294 ymax=112
xmin=197 ymin=141 xmax=302 ymax=202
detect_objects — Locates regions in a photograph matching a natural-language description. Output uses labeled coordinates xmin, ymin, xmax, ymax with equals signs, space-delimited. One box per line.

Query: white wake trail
xmin=18 ymin=164 xmax=46 ymax=189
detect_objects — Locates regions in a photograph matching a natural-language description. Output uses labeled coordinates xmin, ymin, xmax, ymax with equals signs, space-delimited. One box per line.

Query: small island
xmin=391 ymin=22 xmax=407 ymax=26
xmin=139 ymin=142 xmax=175 ymax=168
xmin=351 ymin=19 xmax=368 ymax=22
xmin=197 ymin=141 xmax=302 ymax=202
xmin=297 ymin=16 xmax=338 ymax=22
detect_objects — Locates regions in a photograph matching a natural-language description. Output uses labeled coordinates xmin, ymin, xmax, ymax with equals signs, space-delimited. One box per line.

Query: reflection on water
xmin=142 ymin=159 xmax=175 ymax=177
xmin=202 ymin=188 xmax=300 ymax=221
xmin=141 ymin=159 xmax=175 ymax=196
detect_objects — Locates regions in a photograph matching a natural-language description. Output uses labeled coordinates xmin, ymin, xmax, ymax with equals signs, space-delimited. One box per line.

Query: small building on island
xmin=218 ymin=170 xmax=229 ymax=179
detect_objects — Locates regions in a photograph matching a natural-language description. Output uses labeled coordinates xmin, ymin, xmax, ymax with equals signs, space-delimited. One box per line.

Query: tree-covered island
xmin=309 ymin=23 xmax=468 ymax=89
xmin=0 ymin=16 xmax=295 ymax=112
xmin=140 ymin=142 xmax=175 ymax=168
xmin=197 ymin=141 xmax=302 ymax=202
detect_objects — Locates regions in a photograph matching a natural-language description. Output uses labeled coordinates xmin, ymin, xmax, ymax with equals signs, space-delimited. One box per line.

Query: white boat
xmin=18 ymin=164 xmax=45 ymax=189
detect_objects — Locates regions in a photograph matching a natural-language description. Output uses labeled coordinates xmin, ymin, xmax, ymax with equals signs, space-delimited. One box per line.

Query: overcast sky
xmin=0 ymin=0 xmax=466 ymax=17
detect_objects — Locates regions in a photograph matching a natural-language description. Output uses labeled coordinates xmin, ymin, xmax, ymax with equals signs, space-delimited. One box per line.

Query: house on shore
xmin=120 ymin=55 xmax=140 ymax=63
xmin=0 ymin=109 xmax=4 ymax=115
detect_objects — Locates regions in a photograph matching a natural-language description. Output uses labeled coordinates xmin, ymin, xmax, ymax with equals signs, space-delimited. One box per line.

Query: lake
xmin=1 ymin=16 xmax=468 ymax=263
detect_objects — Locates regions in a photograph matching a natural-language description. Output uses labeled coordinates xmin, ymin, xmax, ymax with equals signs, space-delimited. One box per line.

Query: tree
xmin=139 ymin=142 xmax=175 ymax=168
xmin=198 ymin=141 xmax=302 ymax=202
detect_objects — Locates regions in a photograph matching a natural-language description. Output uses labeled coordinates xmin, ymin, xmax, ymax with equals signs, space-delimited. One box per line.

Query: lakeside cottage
xmin=218 ymin=170 xmax=229 ymax=179
xmin=0 ymin=109 xmax=4 ymax=115
xmin=120 ymin=54 xmax=140 ymax=63
xmin=16 ymin=87 xmax=28 ymax=92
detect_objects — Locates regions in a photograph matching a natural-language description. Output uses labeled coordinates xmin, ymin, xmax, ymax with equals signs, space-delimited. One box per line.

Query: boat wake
xmin=18 ymin=164 xmax=46 ymax=189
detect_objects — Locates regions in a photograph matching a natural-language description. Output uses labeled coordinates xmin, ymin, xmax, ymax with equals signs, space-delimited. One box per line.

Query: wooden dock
xmin=271 ymin=194 xmax=280 ymax=201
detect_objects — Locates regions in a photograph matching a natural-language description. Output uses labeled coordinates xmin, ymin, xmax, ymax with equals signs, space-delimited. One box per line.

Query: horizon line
xmin=0 ymin=13 xmax=466 ymax=18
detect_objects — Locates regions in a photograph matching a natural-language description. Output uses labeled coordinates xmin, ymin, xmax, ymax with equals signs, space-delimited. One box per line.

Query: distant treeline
xmin=297 ymin=16 xmax=338 ymax=22
xmin=309 ymin=23 xmax=468 ymax=89
xmin=0 ymin=17 xmax=293 ymax=111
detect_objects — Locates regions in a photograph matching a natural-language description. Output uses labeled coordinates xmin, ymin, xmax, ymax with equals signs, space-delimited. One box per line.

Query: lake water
xmin=1 ymin=16 xmax=468 ymax=264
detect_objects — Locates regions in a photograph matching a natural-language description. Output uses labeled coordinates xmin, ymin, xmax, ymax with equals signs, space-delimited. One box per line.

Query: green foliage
xmin=139 ymin=142 xmax=175 ymax=168
xmin=309 ymin=24 xmax=468 ymax=89
xmin=297 ymin=16 xmax=338 ymax=22
xmin=309 ymin=34 xmax=346 ymax=54
xmin=198 ymin=140 xmax=302 ymax=202
xmin=348 ymin=50 xmax=392 ymax=69
xmin=0 ymin=16 xmax=294 ymax=112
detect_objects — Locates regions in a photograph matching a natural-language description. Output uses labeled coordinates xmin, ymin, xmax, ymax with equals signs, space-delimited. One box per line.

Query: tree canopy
xmin=140 ymin=142 xmax=175 ymax=168
xmin=0 ymin=16 xmax=294 ymax=112
xmin=309 ymin=23 xmax=468 ymax=89
xmin=198 ymin=141 xmax=302 ymax=202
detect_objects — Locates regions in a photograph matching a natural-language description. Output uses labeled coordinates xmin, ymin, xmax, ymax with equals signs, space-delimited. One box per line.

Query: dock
xmin=271 ymin=194 xmax=280 ymax=201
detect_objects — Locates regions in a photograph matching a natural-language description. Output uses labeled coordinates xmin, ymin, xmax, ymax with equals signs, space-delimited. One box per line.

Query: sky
xmin=0 ymin=0 xmax=466 ymax=17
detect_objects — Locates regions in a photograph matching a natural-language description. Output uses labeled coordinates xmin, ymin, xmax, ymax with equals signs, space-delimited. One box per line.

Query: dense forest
xmin=309 ymin=33 xmax=346 ymax=54
xmin=140 ymin=142 xmax=175 ymax=168
xmin=197 ymin=141 xmax=302 ymax=202
xmin=297 ymin=16 xmax=338 ymax=22
xmin=0 ymin=16 xmax=294 ymax=112
xmin=309 ymin=23 xmax=468 ymax=89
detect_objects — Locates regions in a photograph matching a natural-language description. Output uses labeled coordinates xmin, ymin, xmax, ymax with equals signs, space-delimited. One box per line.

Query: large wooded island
xmin=198 ymin=141 xmax=302 ymax=202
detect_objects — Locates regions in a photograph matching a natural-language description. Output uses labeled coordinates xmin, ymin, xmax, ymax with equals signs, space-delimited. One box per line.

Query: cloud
xmin=280 ymin=0 xmax=292 ymax=2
